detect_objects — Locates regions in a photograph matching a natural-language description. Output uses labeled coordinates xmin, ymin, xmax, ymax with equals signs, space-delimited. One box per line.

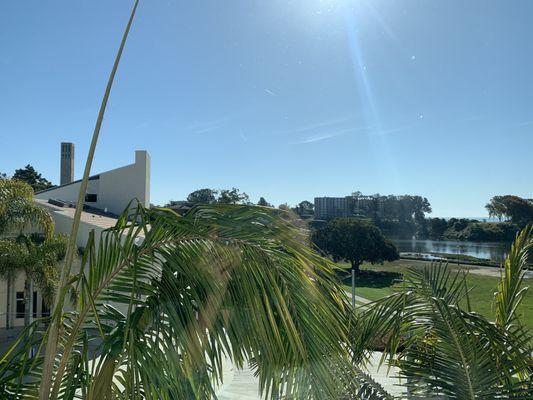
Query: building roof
xmin=35 ymin=175 xmax=100 ymax=195
xmin=35 ymin=198 xmax=118 ymax=231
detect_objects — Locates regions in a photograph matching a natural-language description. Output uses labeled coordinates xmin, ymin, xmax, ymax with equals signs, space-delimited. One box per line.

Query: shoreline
xmin=399 ymin=257 xmax=533 ymax=278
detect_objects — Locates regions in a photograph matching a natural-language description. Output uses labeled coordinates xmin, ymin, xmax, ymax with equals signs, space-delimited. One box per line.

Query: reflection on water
xmin=391 ymin=239 xmax=510 ymax=262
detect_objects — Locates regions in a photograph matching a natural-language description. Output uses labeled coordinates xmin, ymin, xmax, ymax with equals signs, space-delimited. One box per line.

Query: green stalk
xmin=38 ymin=1 xmax=139 ymax=398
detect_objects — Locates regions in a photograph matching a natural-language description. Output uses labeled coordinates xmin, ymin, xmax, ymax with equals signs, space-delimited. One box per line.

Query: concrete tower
xmin=60 ymin=142 xmax=74 ymax=185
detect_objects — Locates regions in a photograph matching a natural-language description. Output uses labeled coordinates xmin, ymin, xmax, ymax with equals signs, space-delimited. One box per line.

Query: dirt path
xmin=401 ymin=258 xmax=533 ymax=279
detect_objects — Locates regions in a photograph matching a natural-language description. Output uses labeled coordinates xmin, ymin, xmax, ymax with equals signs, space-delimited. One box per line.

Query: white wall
xmin=96 ymin=150 xmax=150 ymax=215
xmin=35 ymin=150 xmax=150 ymax=216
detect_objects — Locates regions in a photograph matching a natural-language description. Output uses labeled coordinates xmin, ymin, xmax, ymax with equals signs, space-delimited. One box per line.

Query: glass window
xmin=16 ymin=292 xmax=24 ymax=319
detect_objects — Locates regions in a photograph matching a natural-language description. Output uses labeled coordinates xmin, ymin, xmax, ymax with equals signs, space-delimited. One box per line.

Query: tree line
xmin=1 ymin=178 xmax=532 ymax=398
xmin=1 ymin=164 xmax=54 ymax=192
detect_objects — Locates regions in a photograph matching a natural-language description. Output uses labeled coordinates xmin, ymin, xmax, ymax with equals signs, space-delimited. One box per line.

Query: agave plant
xmin=350 ymin=225 xmax=533 ymax=399
xmin=0 ymin=203 xmax=360 ymax=399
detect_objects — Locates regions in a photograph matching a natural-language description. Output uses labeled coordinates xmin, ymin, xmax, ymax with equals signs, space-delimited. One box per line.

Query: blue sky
xmin=1 ymin=0 xmax=531 ymax=217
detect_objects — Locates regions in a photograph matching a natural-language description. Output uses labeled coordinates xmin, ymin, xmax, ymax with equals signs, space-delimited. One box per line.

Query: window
xmin=85 ymin=193 xmax=97 ymax=202
xmin=16 ymin=292 xmax=24 ymax=319
xmin=42 ymin=299 xmax=50 ymax=318
xmin=33 ymin=291 xmax=38 ymax=318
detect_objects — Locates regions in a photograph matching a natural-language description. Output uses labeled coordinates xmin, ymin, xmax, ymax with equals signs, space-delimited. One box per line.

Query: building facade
xmin=314 ymin=197 xmax=350 ymax=220
xmin=1 ymin=145 xmax=151 ymax=329
xmin=36 ymin=150 xmax=150 ymax=216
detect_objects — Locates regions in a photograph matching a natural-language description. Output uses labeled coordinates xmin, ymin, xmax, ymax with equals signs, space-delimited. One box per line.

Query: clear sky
xmin=1 ymin=0 xmax=531 ymax=217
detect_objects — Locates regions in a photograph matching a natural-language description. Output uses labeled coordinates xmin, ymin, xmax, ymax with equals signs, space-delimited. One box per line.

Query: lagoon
xmin=392 ymin=238 xmax=510 ymax=262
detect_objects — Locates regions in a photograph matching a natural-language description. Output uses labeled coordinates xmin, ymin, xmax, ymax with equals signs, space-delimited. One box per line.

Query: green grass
xmin=339 ymin=259 xmax=533 ymax=331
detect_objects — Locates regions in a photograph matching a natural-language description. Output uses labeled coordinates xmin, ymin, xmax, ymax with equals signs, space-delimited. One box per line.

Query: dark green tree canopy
xmin=257 ymin=197 xmax=272 ymax=207
xmin=186 ymin=188 xmax=250 ymax=205
xmin=486 ymin=195 xmax=533 ymax=227
xmin=186 ymin=188 xmax=218 ymax=204
xmin=294 ymin=200 xmax=314 ymax=217
xmin=312 ymin=218 xmax=399 ymax=272
xmin=12 ymin=164 xmax=54 ymax=192
xmin=217 ymin=187 xmax=249 ymax=204
xmin=428 ymin=217 xmax=448 ymax=239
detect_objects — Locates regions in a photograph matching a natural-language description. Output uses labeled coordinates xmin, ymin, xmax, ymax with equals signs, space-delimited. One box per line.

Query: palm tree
xmin=350 ymin=225 xmax=532 ymax=399
xmin=0 ymin=179 xmax=54 ymax=329
xmin=0 ymin=234 xmax=67 ymax=329
xmin=0 ymin=203 xmax=357 ymax=399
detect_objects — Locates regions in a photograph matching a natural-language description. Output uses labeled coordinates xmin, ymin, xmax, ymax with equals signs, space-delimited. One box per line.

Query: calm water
xmin=392 ymin=239 xmax=511 ymax=262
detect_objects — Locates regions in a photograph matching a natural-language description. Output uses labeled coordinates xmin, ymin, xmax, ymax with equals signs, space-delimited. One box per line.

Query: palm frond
xmin=2 ymin=204 xmax=352 ymax=399
xmin=0 ymin=179 xmax=54 ymax=238
xmin=353 ymin=253 xmax=533 ymax=399
xmin=495 ymin=224 xmax=532 ymax=328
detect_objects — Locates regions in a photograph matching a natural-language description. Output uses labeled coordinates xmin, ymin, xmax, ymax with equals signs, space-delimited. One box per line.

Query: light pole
xmin=351 ymin=268 xmax=356 ymax=309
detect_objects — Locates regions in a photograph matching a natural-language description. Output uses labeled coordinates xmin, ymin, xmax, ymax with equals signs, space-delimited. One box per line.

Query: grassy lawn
xmin=339 ymin=259 xmax=533 ymax=331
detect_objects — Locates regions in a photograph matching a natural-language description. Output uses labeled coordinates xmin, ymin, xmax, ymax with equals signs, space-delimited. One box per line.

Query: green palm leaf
xmin=352 ymin=227 xmax=533 ymax=399
xmin=1 ymin=204 xmax=353 ymax=399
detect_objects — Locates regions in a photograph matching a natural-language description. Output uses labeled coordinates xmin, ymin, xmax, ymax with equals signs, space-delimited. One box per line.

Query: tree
xmin=186 ymin=188 xmax=217 ymax=204
xmin=312 ymin=218 xmax=399 ymax=309
xmin=217 ymin=187 xmax=249 ymax=204
xmin=294 ymin=200 xmax=314 ymax=218
xmin=0 ymin=234 xmax=67 ymax=329
xmin=257 ymin=197 xmax=272 ymax=207
xmin=278 ymin=203 xmax=290 ymax=211
xmin=350 ymin=226 xmax=533 ymax=399
xmin=428 ymin=217 xmax=448 ymax=239
xmin=12 ymin=164 xmax=54 ymax=192
xmin=312 ymin=218 xmax=399 ymax=274
xmin=486 ymin=195 xmax=533 ymax=227
xmin=0 ymin=204 xmax=356 ymax=399
xmin=0 ymin=179 xmax=55 ymax=329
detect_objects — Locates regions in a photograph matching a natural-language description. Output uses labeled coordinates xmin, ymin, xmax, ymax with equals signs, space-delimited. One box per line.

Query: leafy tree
xmin=278 ymin=203 xmax=290 ymax=211
xmin=486 ymin=196 xmax=508 ymax=221
xmin=0 ymin=179 xmax=55 ymax=329
xmin=1 ymin=204 xmax=357 ymax=399
xmin=0 ymin=234 xmax=67 ymax=328
xmin=0 ymin=172 xmax=7 ymax=180
xmin=257 ymin=197 xmax=272 ymax=207
xmin=486 ymin=195 xmax=533 ymax=227
xmin=428 ymin=217 xmax=448 ymax=239
xmin=186 ymin=188 xmax=218 ymax=204
xmin=312 ymin=218 xmax=399 ymax=274
xmin=351 ymin=226 xmax=533 ymax=399
xmin=217 ymin=187 xmax=249 ymax=204
xmin=0 ymin=180 xmax=53 ymax=238
xmin=294 ymin=200 xmax=314 ymax=217
xmin=12 ymin=164 xmax=54 ymax=192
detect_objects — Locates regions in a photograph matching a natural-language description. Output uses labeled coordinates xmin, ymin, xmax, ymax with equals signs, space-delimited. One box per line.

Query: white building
xmin=0 ymin=147 xmax=151 ymax=329
xmin=35 ymin=150 xmax=150 ymax=217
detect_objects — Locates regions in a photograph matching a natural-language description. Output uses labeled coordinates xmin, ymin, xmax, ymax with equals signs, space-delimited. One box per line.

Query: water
xmin=391 ymin=239 xmax=510 ymax=262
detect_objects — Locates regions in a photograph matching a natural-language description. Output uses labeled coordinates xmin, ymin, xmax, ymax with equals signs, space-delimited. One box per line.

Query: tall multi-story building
xmin=314 ymin=197 xmax=349 ymax=220
xmin=314 ymin=194 xmax=387 ymax=220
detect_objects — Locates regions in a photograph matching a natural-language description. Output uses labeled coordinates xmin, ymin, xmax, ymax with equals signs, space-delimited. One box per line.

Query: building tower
xmin=60 ymin=142 xmax=74 ymax=185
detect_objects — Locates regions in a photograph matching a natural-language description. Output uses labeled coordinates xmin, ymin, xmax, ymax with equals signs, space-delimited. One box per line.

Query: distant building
xmin=0 ymin=145 xmax=152 ymax=329
xmin=36 ymin=148 xmax=150 ymax=216
xmin=314 ymin=197 xmax=349 ymax=220
xmin=314 ymin=194 xmax=386 ymax=220
xmin=60 ymin=142 xmax=75 ymax=185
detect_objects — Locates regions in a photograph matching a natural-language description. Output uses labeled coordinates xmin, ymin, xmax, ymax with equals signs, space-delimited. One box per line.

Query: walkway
xmin=215 ymin=352 xmax=406 ymax=399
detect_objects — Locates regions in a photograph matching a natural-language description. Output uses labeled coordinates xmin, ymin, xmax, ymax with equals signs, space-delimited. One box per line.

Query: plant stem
xmin=38 ymin=1 xmax=139 ymax=398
